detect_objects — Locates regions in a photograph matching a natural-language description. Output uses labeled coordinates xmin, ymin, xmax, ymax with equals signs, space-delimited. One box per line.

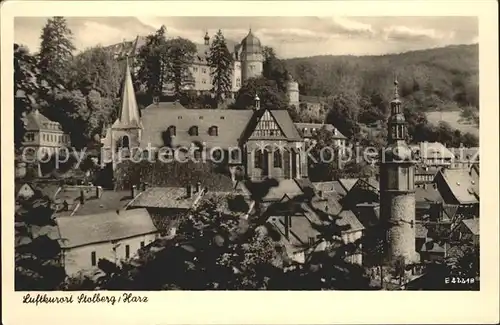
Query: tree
xmin=233 ymin=77 xmax=289 ymax=110
xmin=38 ymin=17 xmax=75 ymax=89
xmin=135 ymin=25 xmax=169 ymax=101
xmin=68 ymin=45 xmax=124 ymax=98
xmin=306 ymin=126 xmax=341 ymax=182
xmin=207 ymin=30 xmax=233 ymax=104
xmin=165 ymin=37 xmax=197 ymax=98
xmin=262 ymin=46 xmax=288 ymax=92
xmin=14 ymin=44 xmax=50 ymax=149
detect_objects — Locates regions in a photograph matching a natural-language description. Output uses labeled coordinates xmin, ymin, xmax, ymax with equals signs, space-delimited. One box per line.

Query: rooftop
xmin=462 ymin=218 xmax=479 ymax=235
xmin=439 ymin=168 xmax=479 ymax=204
xmin=128 ymin=187 xmax=199 ymax=209
xmin=22 ymin=109 xmax=64 ymax=132
xmin=56 ymin=208 xmax=157 ymax=249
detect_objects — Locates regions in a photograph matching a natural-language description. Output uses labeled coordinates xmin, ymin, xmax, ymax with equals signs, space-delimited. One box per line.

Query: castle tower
xmin=379 ymin=78 xmax=419 ymax=265
xmin=108 ymin=56 xmax=143 ymax=167
xmin=285 ymin=72 xmax=299 ymax=108
xmin=240 ymin=29 xmax=263 ymax=82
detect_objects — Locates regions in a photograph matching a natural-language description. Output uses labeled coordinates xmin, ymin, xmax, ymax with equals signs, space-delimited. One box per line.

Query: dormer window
xmin=209 ymin=126 xmax=219 ymax=136
xmin=189 ymin=126 xmax=199 ymax=136
xmin=168 ymin=125 xmax=176 ymax=136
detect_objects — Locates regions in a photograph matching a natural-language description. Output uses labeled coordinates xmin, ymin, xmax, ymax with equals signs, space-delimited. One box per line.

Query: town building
xmin=56 ymin=208 xmax=159 ymax=276
xmin=294 ymin=122 xmax=348 ymax=156
xmin=21 ymin=109 xmax=71 ymax=157
xmin=102 ymin=58 xmax=310 ymax=183
xmin=410 ymin=141 xmax=455 ymax=168
xmin=379 ymin=79 xmax=419 ymax=264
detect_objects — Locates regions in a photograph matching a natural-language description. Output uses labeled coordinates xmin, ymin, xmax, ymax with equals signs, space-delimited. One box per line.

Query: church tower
xmin=102 ymin=55 xmax=143 ymax=169
xmin=240 ymin=29 xmax=263 ymax=82
xmin=379 ymin=78 xmax=419 ymax=265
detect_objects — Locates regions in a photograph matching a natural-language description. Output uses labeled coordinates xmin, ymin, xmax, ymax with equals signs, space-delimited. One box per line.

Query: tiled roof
xmin=56 ymin=190 xmax=135 ymax=217
xmin=22 ymin=109 xmax=63 ymax=132
xmin=462 ymin=218 xmax=479 ymax=235
xmin=269 ymin=110 xmax=302 ymax=141
xmin=263 ymin=179 xmax=303 ymax=201
xmin=56 ymin=208 xmax=157 ymax=249
xmin=139 ymin=104 xmax=254 ymax=148
xmin=311 ymin=192 xmax=343 ymax=216
xmin=415 ymin=186 xmax=444 ymax=203
xmin=128 ymin=187 xmax=198 ymax=209
xmin=336 ymin=210 xmax=364 ymax=233
xmin=439 ymin=169 xmax=478 ymax=204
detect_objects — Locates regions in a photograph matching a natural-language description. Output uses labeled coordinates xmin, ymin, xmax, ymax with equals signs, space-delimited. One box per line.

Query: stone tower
xmin=105 ymin=56 xmax=143 ymax=169
xmin=240 ymin=29 xmax=263 ymax=82
xmin=286 ymin=73 xmax=299 ymax=108
xmin=379 ymin=78 xmax=419 ymax=265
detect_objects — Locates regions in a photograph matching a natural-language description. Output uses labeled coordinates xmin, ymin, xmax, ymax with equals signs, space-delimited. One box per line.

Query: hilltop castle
xmin=107 ymin=29 xmax=300 ymax=105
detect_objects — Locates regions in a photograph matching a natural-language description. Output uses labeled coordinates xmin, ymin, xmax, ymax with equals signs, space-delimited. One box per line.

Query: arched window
xmin=255 ymin=149 xmax=263 ymax=168
xmin=209 ymin=126 xmax=219 ymax=136
xmin=121 ymin=135 xmax=130 ymax=149
xmin=273 ymin=149 xmax=282 ymax=168
xmin=189 ymin=126 xmax=199 ymax=136
xmin=168 ymin=125 xmax=176 ymax=136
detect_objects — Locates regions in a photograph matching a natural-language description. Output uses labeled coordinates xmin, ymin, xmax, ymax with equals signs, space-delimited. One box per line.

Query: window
xmin=230 ymin=149 xmax=240 ymax=161
xmin=25 ymin=133 xmax=35 ymax=142
xmin=209 ymin=126 xmax=218 ymax=136
xmin=189 ymin=126 xmax=199 ymax=136
xmin=140 ymin=241 xmax=145 ymax=248
xmin=125 ymin=244 xmax=130 ymax=259
xmin=273 ymin=149 xmax=282 ymax=168
xmin=91 ymin=251 xmax=96 ymax=266
xmin=121 ymin=135 xmax=130 ymax=148
xmin=236 ymin=78 xmax=241 ymax=87
xmin=308 ymin=236 xmax=315 ymax=246
xmin=255 ymin=149 xmax=263 ymax=168
xmin=193 ymin=67 xmax=198 ymax=72
xmin=202 ymin=68 xmax=207 ymax=74
xmin=202 ymin=79 xmax=207 ymax=84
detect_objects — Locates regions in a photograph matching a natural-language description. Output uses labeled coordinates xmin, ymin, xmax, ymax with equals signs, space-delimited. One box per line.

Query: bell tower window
xmin=121 ymin=135 xmax=130 ymax=149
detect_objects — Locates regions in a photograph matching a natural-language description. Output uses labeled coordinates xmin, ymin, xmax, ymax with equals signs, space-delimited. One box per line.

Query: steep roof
xmin=462 ymin=218 xmax=479 ymax=235
xmin=438 ymin=169 xmax=478 ymax=204
xmin=112 ymin=58 xmax=142 ymax=129
xmin=336 ymin=209 xmax=365 ymax=233
xmin=415 ymin=186 xmax=444 ymax=204
xmin=338 ymin=178 xmax=359 ymax=193
xmin=268 ymin=110 xmax=302 ymax=141
xmin=139 ymin=104 xmax=254 ymax=148
xmin=56 ymin=208 xmax=157 ymax=249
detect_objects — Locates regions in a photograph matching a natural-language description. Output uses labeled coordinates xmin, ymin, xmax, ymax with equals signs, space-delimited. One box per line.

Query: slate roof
xmin=439 ymin=169 xmax=478 ymax=204
xmin=56 ymin=208 xmax=157 ymax=249
xmin=139 ymin=104 xmax=254 ymax=148
xmin=127 ymin=187 xmax=198 ymax=209
xmin=462 ymin=218 xmax=479 ymax=235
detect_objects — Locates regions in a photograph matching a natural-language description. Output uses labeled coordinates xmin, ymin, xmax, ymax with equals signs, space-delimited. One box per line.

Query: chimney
xmin=62 ymin=200 xmax=69 ymax=211
xmin=254 ymin=94 xmax=260 ymax=110
xmin=318 ymin=190 xmax=323 ymax=198
xmin=186 ymin=184 xmax=192 ymax=198
xmin=79 ymin=190 xmax=85 ymax=205
xmin=423 ymin=183 xmax=427 ymax=189
xmin=142 ymin=182 xmax=148 ymax=191
xmin=116 ymin=209 xmax=120 ymax=215
xmin=131 ymin=184 xmax=138 ymax=198
xmin=95 ymin=186 xmax=103 ymax=198
xmin=195 ymin=181 xmax=201 ymax=193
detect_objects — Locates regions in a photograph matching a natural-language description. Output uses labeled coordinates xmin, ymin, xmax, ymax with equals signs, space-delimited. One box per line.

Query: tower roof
xmin=241 ymin=29 xmax=261 ymax=52
xmin=113 ymin=57 xmax=142 ymax=129
xmin=391 ymin=78 xmax=401 ymax=104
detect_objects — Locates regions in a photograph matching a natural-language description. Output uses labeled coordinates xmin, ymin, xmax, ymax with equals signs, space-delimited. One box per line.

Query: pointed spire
xmin=393 ymin=75 xmax=399 ymax=100
xmin=116 ymin=55 xmax=141 ymax=129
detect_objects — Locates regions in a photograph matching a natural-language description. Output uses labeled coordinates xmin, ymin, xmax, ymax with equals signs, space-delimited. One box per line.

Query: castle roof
xmin=240 ymin=29 xmax=261 ymax=52
xmin=22 ymin=109 xmax=64 ymax=132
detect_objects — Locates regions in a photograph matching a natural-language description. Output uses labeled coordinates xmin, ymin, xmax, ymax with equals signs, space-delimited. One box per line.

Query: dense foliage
xmin=207 ymin=30 xmax=234 ymax=104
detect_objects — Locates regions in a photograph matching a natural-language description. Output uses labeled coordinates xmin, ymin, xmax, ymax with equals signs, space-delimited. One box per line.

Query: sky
xmin=14 ymin=16 xmax=478 ymax=58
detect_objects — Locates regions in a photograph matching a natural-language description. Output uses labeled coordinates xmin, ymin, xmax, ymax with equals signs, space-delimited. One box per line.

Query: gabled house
xmin=56 ymin=208 xmax=159 ymax=276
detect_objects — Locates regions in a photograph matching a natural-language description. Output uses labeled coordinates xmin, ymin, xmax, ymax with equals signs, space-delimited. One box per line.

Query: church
xmin=101 ymin=57 xmax=309 ymax=183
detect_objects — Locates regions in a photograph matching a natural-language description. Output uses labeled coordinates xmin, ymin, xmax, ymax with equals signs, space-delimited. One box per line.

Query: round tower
xmin=240 ymin=29 xmax=263 ymax=82
xmin=379 ymin=78 xmax=419 ymax=265
xmin=286 ymin=73 xmax=299 ymax=108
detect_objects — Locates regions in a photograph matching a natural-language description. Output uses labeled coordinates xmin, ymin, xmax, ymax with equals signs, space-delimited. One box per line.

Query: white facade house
xmin=56 ymin=208 xmax=158 ymax=276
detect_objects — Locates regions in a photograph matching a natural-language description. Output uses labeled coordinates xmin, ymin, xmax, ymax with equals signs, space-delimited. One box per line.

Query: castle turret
xmin=286 ymin=72 xmax=299 ymax=108
xmin=204 ymin=31 xmax=210 ymax=46
xmin=240 ymin=29 xmax=263 ymax=82
xmin=379 ymin=78 xmax=419 ymax=265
